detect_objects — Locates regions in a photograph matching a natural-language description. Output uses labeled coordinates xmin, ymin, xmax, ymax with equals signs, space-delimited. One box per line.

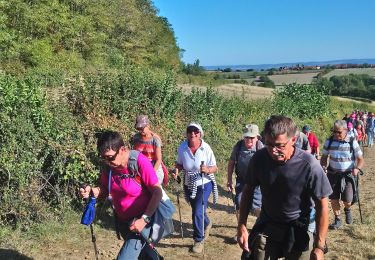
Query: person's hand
xmin=227 ymin=179 xmax=233 ymax=192
xmin=129 ymin=218 xmax=147 ymax=233
xmin=237 ymin=224 xmax=250 ymax=252
xmin=200 ymin=165 xmax=210 ymax=174
xmin=79 ymin=185 xmax=91 ymax=199
xmin=171 ymin=168 xmax=178 ymax=180
xmin=310 ymin=248 xmax=324 ymax=260
xmin=352 ymin=168 xmax=359 ymax=176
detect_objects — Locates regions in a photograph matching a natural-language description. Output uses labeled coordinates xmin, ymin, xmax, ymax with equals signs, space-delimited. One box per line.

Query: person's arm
xmin=237 ymin=183 xmax=255 ymax=252
xmin=129 ymin=184 xmax=163 ymax=233
xmin=353 ymin=155 xmax=364 ymax=176
xmin=227 ymin=159 xmax=235 ymax=192
xmin=311 ymin=197 xmax=329 ymax=259
xmin=153 ymin=144 xmax=162 ymax=172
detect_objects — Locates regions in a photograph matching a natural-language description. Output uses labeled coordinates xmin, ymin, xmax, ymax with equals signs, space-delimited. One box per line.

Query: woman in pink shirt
xmin=80 ymin=131 xmax=162 ymax=259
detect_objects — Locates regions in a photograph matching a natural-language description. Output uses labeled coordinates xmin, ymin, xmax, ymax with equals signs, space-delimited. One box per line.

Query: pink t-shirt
xmin=99 ymin=153 xmax=158 ymax=222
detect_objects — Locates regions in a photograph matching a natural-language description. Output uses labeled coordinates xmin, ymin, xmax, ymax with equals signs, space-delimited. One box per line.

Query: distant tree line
xmin=314 ymin=74 xmax=375 ymax=100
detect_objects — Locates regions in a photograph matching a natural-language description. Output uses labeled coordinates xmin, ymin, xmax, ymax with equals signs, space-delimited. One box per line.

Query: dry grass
xmin=179 ymin=83 xmax=274 ymax=100
xmin=268 ymin=72 xmax=319 ymax=86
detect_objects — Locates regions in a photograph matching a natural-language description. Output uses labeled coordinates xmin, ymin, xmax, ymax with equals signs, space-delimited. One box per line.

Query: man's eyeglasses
xmin=101 ymin=149 xmax=119 ymax=162
xmin=187 ymin=126 xmax=200 ymax=134
xmin=265 ymin=139 xmax=291 ymax=150
xmin=136 ymin=127 xmax=145 ymax=131
xmin=333 ymin=130 xmax=345 ymax=134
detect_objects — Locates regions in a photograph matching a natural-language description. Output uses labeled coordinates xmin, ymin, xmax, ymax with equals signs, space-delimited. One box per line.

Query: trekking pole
xmin=200 ymin=161 xmax=205 ymax=257
xmin=228 ymin=191 xmax=239 ymax=222
xmin=175 ymin=174 xmax=184 ymax=239
xmin=80 ymin=184 xmax=99 ymax=260
xmin=357 ymin=168 xmax=365 ymax=224
xmin=140 ymin=229 xmax=164 ymax=260
xmin=90 ymin=224 xmax=99 ymax=260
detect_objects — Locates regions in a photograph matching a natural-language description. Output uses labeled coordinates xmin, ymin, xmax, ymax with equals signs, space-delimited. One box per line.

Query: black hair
xmin=96 ymin=130 xmax=125 ymax=155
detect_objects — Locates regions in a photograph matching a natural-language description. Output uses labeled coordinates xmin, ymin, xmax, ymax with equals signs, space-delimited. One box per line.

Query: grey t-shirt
xmin=230 ymin=140 xmax=263 ymax=181
xmin=295 ymin=132 xmax=311 ymax=151
xmin=246 ymin=148 xmax=332 ymax=223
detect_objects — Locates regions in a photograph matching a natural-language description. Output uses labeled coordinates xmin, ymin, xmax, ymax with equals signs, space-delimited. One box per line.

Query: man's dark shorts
xmin=327 ymin=172 xmax=353 ymax=202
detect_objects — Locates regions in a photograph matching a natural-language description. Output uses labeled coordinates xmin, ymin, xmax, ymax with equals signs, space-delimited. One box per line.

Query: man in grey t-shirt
xmin=237 ymin=116 xmax=332 ymax=260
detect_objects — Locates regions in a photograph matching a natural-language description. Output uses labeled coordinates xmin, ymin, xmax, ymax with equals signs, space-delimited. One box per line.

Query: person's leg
xmin=342 ymin=180 xmax=354 ymax=224
xmin=117 ymin=232 xmax=144 ymax=260
xmin=250 ymin=234 xmax=282 ymax=260
xmin=328 ymin=173 xmax=342 ymax=229
xmin=285 ymin=232 xmax=314 ymax=260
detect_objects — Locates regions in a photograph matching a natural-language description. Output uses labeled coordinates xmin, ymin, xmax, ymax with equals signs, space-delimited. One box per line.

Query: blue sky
xmin=153 ymin=0 xmax=375 ymax=66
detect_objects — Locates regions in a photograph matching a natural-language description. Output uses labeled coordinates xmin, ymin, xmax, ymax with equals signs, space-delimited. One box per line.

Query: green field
xmin=324 ymin=68 xmax=375 ymax=78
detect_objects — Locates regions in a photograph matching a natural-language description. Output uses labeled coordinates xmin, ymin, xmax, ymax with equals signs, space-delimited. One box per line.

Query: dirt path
xmin=80 ymin=146 xmax=375 ymax=260
xmin=2 ymin=146 xmax=374 ymax=260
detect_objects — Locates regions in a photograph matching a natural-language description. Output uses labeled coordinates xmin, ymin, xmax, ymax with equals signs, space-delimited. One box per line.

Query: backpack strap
xmin=107 ymin=150 xmax=142 ymax=198
xmin=234 ymin=139 xmax=243 ymax=162
xmin=326 ymin=136 xmax=355 ymax=159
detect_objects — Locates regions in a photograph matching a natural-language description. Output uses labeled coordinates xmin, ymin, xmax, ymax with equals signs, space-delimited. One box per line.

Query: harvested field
xmin=179 ymin=83 xmax=274 ymax=100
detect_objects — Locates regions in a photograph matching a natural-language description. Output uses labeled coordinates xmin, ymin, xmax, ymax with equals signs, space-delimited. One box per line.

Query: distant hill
xmin=204 ymin=58 xmax=375 ymax=71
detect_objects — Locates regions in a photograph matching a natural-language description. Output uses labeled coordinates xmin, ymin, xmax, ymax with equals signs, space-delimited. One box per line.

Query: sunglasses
xmin=333 ymin=130 xmax=345 ymax=134
xmin=136 ymin=126 xmax=145 ymax=131
xmin=101 ymin=149 xmax=120 ymax=162
xmin=187 ymin=126 xmax=200 ymax=134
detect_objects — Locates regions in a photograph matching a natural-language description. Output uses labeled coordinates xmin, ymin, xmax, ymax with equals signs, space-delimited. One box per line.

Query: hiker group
xmin=79 ymin=110 xmax=374 ymax=259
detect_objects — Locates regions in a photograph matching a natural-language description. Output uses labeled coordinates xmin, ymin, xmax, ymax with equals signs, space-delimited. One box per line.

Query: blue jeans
xmin=234 ymin=177 xmax=262 ymax=212
xmin=117 ymin=221 xmax=158 ymax=260
xmin=185 ymin=182 xmax=213 ymax=242
xmin=367 ymin=129 xmax=374 ymax=146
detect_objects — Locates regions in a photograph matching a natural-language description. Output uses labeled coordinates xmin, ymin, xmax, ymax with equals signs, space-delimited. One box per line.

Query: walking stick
xmin=200 ymin=161 xmax=205 ymax=256
xmin=140 ymin=229 xmax=164 ymax=260
xmin=80 ymin=185 xmax=99 ymax=260
xmin=175 ymin=175 xmax=184 ymax=239
xmin=90 ymin=224 xmax=99 ymax=260
xmin=356 ymin=168 xmax=365 ymax=224
xmin=228 ymin=191 xmax=238 ymax=221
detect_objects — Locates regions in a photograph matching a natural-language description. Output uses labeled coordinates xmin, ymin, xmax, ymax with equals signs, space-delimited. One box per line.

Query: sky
xmin=153 ymin=0 xmax=375 ymax=66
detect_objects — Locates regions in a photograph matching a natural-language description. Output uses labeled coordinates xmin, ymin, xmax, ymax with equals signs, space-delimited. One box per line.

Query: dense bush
xmin=1 ymin=69 xmax=371 ymax=228
xmin=272 ymin=83 xmax=330 ymax=119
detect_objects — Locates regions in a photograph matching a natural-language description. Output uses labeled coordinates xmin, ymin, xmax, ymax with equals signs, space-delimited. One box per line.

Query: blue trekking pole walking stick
xmin=80 ymin=185 xmax=99 ymax=260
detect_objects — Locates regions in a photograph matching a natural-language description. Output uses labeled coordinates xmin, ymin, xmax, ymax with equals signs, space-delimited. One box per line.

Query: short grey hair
xmin=264 ymin=115 xmax=297 ymax=139
xmin=333 ymin=120 xmax=348 ymax=130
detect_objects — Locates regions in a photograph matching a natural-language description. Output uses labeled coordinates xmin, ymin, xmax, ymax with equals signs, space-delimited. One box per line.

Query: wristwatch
xmin=141 ymin=214 xmax=151 ymax=224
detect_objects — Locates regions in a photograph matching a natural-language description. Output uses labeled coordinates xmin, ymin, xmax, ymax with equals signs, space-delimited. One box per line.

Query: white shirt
xmin=176 ymin=139 xmax=217 ymax=186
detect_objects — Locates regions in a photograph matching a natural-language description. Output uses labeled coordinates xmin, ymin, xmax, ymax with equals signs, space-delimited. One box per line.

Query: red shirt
xmin=306 ymin=132 xmax=319 ymax=154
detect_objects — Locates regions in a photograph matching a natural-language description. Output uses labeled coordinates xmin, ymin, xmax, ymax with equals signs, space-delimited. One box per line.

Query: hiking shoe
xmin=204 ymin=221 xmax=213 ymax=240
xmin=344 ymin=208 xmax=353 ymax=224
xmin=231 ymin=235 xmax=238 ymax=244
xmin=329 ymin=217 xmax=342 ymax=230
xmin=192 ymin=241 xmax=204 ymax=253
